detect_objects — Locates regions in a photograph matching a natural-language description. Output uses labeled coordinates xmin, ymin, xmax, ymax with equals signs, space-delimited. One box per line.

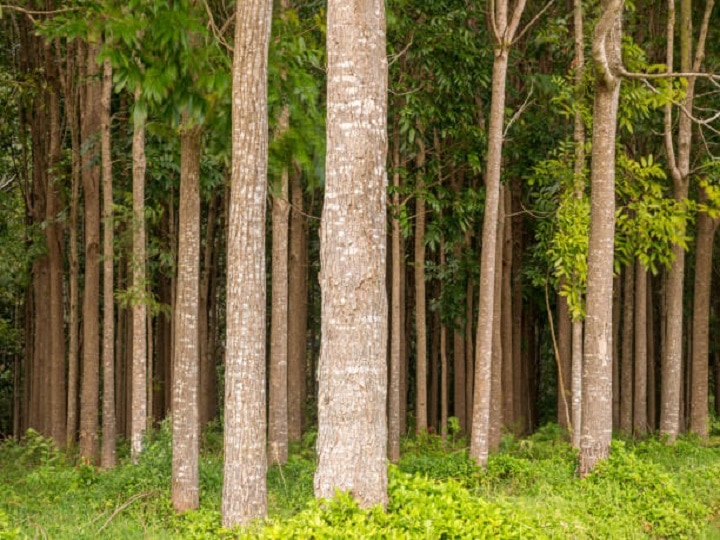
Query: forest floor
xmin=2 ymin=422 xmax=720 ymax=539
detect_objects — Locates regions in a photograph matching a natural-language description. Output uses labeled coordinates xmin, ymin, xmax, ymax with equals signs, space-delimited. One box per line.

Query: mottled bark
xmin=269 ymin=138 xmax=290 ymax=465
xmin=579 ymin=0 xmax=622 ymax=477
xmin=101 ymin=59 xmax=116 ymax=468
xmin=314 ymin=0 xmax=388 ymax=507
xmin=222 ymin=0 xmax=272 ymax=525
xmin=130 ymin=90 xmax=147 ymax=463
xmin=79 ymin=41 xmax=102 ymax=463
xmin=172 ymin=125 xmax=202 ymax=511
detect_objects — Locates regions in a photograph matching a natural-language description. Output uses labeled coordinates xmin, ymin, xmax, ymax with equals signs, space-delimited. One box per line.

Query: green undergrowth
xmin=2 ymin=423 xmax=720 ymax=539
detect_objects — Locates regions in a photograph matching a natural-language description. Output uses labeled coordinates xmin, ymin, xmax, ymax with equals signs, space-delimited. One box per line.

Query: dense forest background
xmin=1 ymin=0 xmax=720 ymax=531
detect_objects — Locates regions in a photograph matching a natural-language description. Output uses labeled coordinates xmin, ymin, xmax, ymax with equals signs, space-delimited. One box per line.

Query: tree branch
xmin=513 ymin=0 xmax=555 ymax=45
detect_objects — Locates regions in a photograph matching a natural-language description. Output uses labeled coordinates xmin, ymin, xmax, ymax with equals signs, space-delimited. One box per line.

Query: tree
xmin=313 ymin=0 xmax=389 ymax=507
xmin=470 ymin=0 xmax=528 ymax=467
xmin=579 ymin=0 xmax=623 ymax=477
xmin=222 ymin=0 xmax=273 ymax=525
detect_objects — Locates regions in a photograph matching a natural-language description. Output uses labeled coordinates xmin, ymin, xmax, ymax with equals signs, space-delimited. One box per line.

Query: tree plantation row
xmin=0 ymin=0 xmax=719 ymax=528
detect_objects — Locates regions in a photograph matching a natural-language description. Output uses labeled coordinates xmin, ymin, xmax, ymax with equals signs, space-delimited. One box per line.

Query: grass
xmin=2 ymin=422 xmax=720 ymax=538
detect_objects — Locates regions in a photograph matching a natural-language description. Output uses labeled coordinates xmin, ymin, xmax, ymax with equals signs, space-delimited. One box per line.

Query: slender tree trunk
xmin=287 ymin=171 xmax=307 ymax=442
xmin=634 ymin=262 xmax=648 ymax=436
xmin=130 ymin=90 xmax=148 ymax=461
xmin=79 ymin=41 xmax=102 ymax=463
xmin=198 ymin=194 xmax=218 ymax=427
xmin=101 ymin=59 xmax=116 ymax=468
xmin=620 ymin=262 xmax=635 ymax=434
xmin=388 ymin=128 xmax=402 ymax=462
xmin=690 ymin=189 xmax=719 ymax=438
xmin=511 ymin=179 xmax=524 ymax=432
xmin=579 ymin=0 xmax=622 ymax=476
xmin=612 ymin=276 xmax=621 ymax=429
xmin=269 ymin=131 xmax=290 ymax=466
xmin=429 ymin=297 xmax=440 ymax=432
xmin=571 ymin=320 xmax=583 ymax=448
xmin=65 ymin=45 xmax=81 ymax=448
xmin=465 ymin=276 xmax=475 ymax=435
xmin=489 ymin=193 xmax=505 ymax=451
xmin=223 ymin=0 xmax=272 ymax=525
xmin=557 ymin=291 xmax=572 ymax=431
xmin=453 ymin=324 xmax=466 ymax=433
xmin=647 ymin=277 xmax=657 ymax=431
xmin=414 ymin=139 xmax=428 ymax=433
xmin=172 ymin=125 xmax=202 ymax=511
xmin=314 ymin=0 xmax=389 ymax=507
xmin=661 ymin=0 xmax=714 ymax=442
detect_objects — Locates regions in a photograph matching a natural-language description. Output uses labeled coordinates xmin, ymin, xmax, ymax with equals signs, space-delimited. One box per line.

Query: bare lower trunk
xmin=620 ymin=261 xmax=635 ymax=434
xmin=414 ymin=140 xmax=428 ymax=433
xmin=571 ymin=320 xmax=583 ymax=448
xmin=489 ymin=196 xmax=505 ymax=451
xmin=222 ymin=0 xmax=272 ymax=524
xmin=172 ymin=126 xmax=202 ymax=511
xmin=612 ymin=276 xmax=621 ymax=429
xmin=131 ymin=91 xmax=147 ymax=463
xmin=647 ymin=277 xmax=657 ymax=431
xmin=465 ymin=278 xmax=475 ymax=435
xmin=101 ymin=58 xmax=116 ymax=468
xmin=557 ymin=291 xmax=572 ymax=431
xmin=199 ymin=194 xmax=219 ymax=428
xmin=79 ymin=41 xmax=102 ymax=463
xmin=690 ymin=195 xmax=718 ymax=438
xmin=501 ymin=194 xmax=514 ymax=431
xmin=633 ymin=263 xmax=648 ymax=436
xmin=287 ymin=172 xmax=307 ymax=441
xmin=269 ymin=159 xmax=290 ymax=465
xmin=388 ymin=132 xmax=402 ymax=462
xmin=313 ymin=0 xmax=388 ymax=508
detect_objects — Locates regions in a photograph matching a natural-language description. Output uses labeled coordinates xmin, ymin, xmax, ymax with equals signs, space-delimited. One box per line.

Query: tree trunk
xmin=465 ymin=276 xmax=475 ymax=436
xmin=414 ymin=139 xmax=428 ymax=434
xmin=633 ymin=263 xmax=648 ymax=436
xmin=388 ymin=128 xmax=402 ymax=462
xmin=620 ymin=261 xmax=635 ymax=434
xmin=511 ymin=178 xmax=524 ymax=432
xmin=489 ymin=192 xmax=505 ymax=452
xmin=198 ymin=194 xmax=218 ymax=428
xmin=129 ymin=89 xmax=148 ymax=462
xmin=571 ymin=320 xmax=583 ymax=448
xmin=579 ymin=0 xmax=622 ymax=477
xmin=647 ymin=276 xmax=657 ymax=431
xmin=690 ymin=189 xmax=719 ymax=438
xmin=269 ymin=137 xmax=290 ymax=466
xmin=557 ymin=291 xmax=572 ymax=431
xmin=172 ymin=125 xmax=202 ymax=511
xmin=314 ymin=0 xmax=388 ymax=508
xmin=287 ymin=171 xmax=307 ymax=442
xmin=612 ymin=276 xmax=621 ymax=429
xmin=222 ymin=0 xmax=272 ymax=525
xmin=79 ymin=41 xmax=102 ymax=463
xmin=101 ymin=58 xmax=116 ymax=468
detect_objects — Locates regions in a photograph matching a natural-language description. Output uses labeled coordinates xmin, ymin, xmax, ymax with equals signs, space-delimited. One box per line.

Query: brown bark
xmin=620 ymin=262 xmax=635 ymax=434
xmin=647 ymin=277 xmax=657 ymax=431
xmin=388 ymin=127 xmax=402 ymax=462
xmin=429 ymin=295 xmax=440 ymax=432
xmin=79 ymin=41 xmax=103 ymax=463
xmin=612 ymin=276 xmax=621 ymax=429
xmin=314 ymin=0 xmax=389 ymax=507
xmin=489 ymin=191 xmax=505 ymax=452
xmin=465 ymin=276 xmax=475 ymax=435
xmin=511 ymin=179 xmax=524 ymax=432
xmin=269 ymin=137 xmax=290 ymax=466
xmin=453 ymin=324 xmax=466 ymax=433
xmin=571 ymin=320 xmax=583 ymax=448
xmin=579 ymin=0 xmax=622 ymax=476
xmin=690 ymin=189 xmax=719 ymax=438
xmin=287 ymin=171 xmax=307 ymax=442
xmin=414 ymin=139 xmax=428 ymax=433
xmin=101 ymin=58 xmax=116 ymax=468
xmin=223 ymin=0 xmax=272 ymax=525
xmin=199 ymin=194 xmax=219 ymax=428
xmin=172 ymin=125 xmax=202 ymax=511
xmin=633 ymin=263 xmax=648 ymax=436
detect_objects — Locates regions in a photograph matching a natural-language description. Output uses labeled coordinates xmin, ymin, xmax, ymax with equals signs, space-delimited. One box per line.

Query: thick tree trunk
xmin=130 ymin=91 xmax=147 ymax=463
xmin=633 ymin=263 xmax=648 ymax=436
xmin=269 ymin=147 xmax=290 ymax=465
xmin=172 ymin=125 xmax=202 ymax=511
xmin=314 ymin=0 xmax=388 ymax=508
xmin=620 ymin=262 xmax=635 ymax=434
xmin=79 ymin=41 xmax=102 ymax=463
xmin=579 ymin=0 xmax=622 ymax=476
xmin=101 ymin=59 xmax=116 ymax=468
xmin=287 ymin=171 xmax=308 ymax=441
xmin=223 ymin=0 xmax=272 ymax=525
xmin=690 ymin=191 xmax=719 ymax=438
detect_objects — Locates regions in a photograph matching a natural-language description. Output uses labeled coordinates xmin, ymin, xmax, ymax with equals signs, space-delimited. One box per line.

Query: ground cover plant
xmin=2 ymin=423 xmax=720 ymax=539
